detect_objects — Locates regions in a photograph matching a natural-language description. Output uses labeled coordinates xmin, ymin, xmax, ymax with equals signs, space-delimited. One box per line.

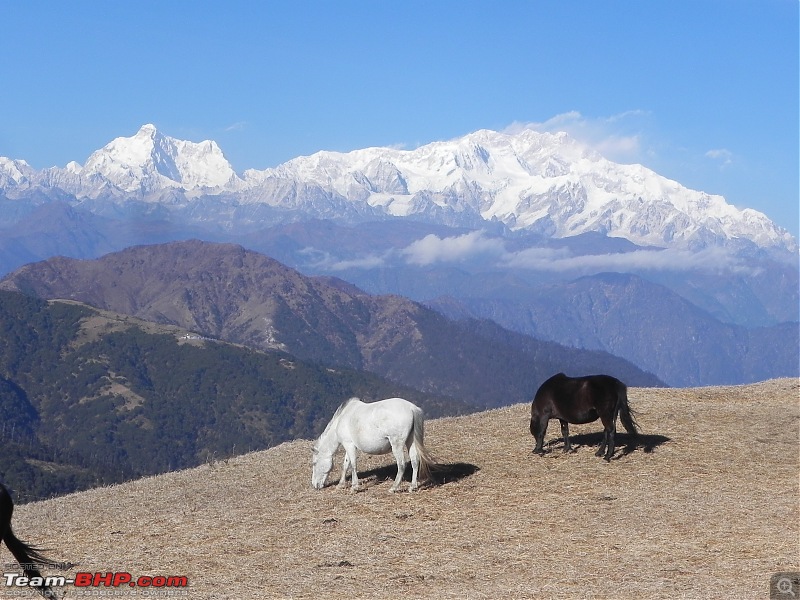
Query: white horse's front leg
xmin=342 ymin=445 xmax=361 ymax=491
xmin=389 ymin=442 xmax=407 ymax=492
xmin=337 ymin=453 xmax=351 ymax=489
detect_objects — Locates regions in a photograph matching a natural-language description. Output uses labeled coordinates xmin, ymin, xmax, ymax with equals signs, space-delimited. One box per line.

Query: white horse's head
xmin=311 ymin=399 xmax=355 ymax=489
xmin=311 ymin=443 xmax=333 ymax=490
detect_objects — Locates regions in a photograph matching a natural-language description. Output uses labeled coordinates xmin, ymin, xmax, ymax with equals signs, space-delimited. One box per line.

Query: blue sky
xmin=2 ymin=1 xmax=798 ymax=236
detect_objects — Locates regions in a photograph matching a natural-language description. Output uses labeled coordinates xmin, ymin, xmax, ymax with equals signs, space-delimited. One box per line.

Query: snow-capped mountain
xmin=0 ymin=124 xmax=795 ymax=253
xmin=1 ymin=124 xmax=240 ymax=198
xmin=81 ymin=123 xmax=239 ymax=193
xmin=249 ymin=128 xmax=795 ymax=252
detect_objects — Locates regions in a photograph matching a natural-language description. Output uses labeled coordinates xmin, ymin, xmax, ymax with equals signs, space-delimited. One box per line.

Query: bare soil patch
xmin=10 ymin=379 xmax=799 ymax=599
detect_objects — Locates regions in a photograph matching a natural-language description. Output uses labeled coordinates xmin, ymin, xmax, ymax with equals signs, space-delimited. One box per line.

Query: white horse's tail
xmin=412 ymin=408 xmax=435 ymax=482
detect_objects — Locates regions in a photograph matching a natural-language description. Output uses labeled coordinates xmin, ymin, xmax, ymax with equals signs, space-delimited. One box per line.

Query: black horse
xmin=530 ymin=373 xmax=639 ymax=461
xmin=1 ymin=482 xmax=68 ymax=599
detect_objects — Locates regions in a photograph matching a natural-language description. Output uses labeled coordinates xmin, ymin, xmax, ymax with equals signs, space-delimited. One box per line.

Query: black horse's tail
xmin=3 ymin=529 xmax=58 ymax=598
xmin=617 ymin=382 xmax=639 ymax=436
xmin=3 ymin=528 xmax=66 ymax=599
xmin=1 ymin=482 xmax=70 ymax=599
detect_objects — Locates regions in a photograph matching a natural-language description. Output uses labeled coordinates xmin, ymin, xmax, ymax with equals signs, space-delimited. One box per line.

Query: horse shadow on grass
xmin=544 ymin=432 xmax=670 ymax=459
xmin=356 ymin=461 xmax=480 ymax=489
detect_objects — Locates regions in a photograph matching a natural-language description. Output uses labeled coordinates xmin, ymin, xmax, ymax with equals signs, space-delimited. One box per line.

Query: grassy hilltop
xmin=14 ymin=379 xmax=799 ymax=599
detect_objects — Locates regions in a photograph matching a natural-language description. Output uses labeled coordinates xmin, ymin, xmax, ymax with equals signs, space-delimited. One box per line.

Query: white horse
xmin=311 ymin=397 xmax=434 ymax=492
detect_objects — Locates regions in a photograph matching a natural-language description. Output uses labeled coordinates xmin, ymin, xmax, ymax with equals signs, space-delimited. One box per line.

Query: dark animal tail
xmin=1 ymin=482 xmax=72 ymax=599
xmin=3 ymin=528 xmax=65 ymax=599
xmin=617 ymin=382 xmax=639 ymax=436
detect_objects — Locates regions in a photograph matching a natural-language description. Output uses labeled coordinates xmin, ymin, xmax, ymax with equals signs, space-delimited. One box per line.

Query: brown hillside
xmin=12 ymin=379 xmax=799 ymax=599
xmin=0 ymin=240 xmax=663 ymax=409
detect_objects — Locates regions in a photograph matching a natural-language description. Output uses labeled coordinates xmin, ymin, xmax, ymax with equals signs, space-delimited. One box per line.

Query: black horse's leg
xmin=559 ymin=419 xmax=573 ymax=453
xmin=531 ymin=418 xmax=548 ymax=455
xmin=595 ymin=431 xmax=607 ymax=458
xmin=597 ymin=414 xmax=616 ymax=461
xmin=595 ymin=421 xmax=609 ymax=458
xmin=605 ymin=422 xmax=616 ymax=461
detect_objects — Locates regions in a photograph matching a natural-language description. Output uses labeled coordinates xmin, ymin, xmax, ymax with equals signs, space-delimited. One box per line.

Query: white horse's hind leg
xmin=409 ymin=443 xmax=421 ymax=491
xmin=389 ymin=441 xmax=407 ymax=492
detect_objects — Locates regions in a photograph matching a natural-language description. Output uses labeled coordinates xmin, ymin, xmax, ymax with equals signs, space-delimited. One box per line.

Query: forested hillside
xmin=0 ymin=291 xmax=469 ymax=501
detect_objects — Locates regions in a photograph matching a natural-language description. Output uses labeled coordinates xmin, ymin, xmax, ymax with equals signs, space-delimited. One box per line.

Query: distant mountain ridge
xmin=428 ymin=271 xmax=799 ymax=386
xmin=0 ymin=126 xmax=796 ymax=390
xmin=0 ymin=124 xmax=794 ymax=253
xmin=0 ymin=240 xmax=662 ymax=407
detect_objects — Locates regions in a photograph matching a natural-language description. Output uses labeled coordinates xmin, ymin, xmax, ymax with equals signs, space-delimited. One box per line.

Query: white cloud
xmin=505 ymin=111 xmax=651 ymax=164
xmin=298 ymin=246 xmax=391 ymax=271
xmin=328 ymin=254 xmax=389 ymax=271
xmin=497 ymin=245 xmax=576 ymax=270
xmin=303 ymin=229 xmax=758 ymax=277
xmin=503 ymin=245 xmax=757 ymax=274
xmin=400 ymin=231 xmax=506 ymax=266
xmin=705 ymin=148 xmax=733 ymax=167
xmin=396 ymin=230 xmax=756 ymax=274
xmin=224 ymin=121 xmax=248 ymax=132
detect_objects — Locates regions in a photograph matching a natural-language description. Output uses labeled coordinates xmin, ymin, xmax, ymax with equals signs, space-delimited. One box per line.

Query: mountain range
xmin=0 ymin=240 xmax=661 ymax=408
xmin=1 ymin=124 xmax=795 ymax=253
xmin=0 ymin=124 xmax=797 ymax=387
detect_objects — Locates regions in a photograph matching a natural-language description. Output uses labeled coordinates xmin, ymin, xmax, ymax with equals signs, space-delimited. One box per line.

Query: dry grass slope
xmin=11 ymin=379 xmax=800 ymax=600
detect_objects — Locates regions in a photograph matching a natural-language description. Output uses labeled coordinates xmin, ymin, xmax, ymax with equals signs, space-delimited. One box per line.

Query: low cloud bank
xmin=315 ymin=230 xmax=757 ymax=275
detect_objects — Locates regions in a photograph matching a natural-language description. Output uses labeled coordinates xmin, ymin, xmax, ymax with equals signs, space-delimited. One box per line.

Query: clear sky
xmin=1 ymin=1 xmax=797 ymax=237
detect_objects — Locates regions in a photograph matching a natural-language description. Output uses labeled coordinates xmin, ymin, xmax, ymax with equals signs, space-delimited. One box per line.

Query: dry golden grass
xmin=9 ymin=379 xmax=800 ymax=600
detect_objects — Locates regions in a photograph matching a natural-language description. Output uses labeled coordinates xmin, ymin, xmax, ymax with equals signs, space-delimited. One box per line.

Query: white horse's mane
xmin=319 ymin=397 xmax=360 ymax=437
xmin=333 ymin=397 xmax=360 ymax=419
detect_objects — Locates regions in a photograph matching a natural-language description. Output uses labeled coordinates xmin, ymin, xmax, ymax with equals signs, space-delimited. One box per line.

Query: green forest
xmin=0 ymin=291 xmax=469 ymax=502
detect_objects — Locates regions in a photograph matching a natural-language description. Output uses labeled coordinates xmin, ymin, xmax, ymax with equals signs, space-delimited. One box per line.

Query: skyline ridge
xmin=0 ymin=123 xmax=795 ymax=255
